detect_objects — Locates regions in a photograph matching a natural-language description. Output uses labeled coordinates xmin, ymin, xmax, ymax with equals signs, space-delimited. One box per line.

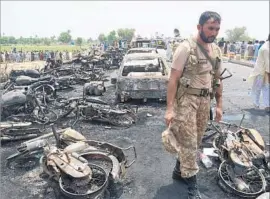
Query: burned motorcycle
xmin=0 ymin=121 xmax=43 ymax=142
xmin=55 ymin=97 xmax=137 ymax=127
xmin=9 ymin=69 xmax=40 ymax=80
xmin=54 ymin=74 xmax=99 ymax=89
xmin=207 ymin=116 xmax=270 ymax=198
xmin=44 ymin=58 xmax=62 ymax=71
xmin=107 ymin=49 xmax=123 ymax=68
xmin=6 ymin=127 xmax=136 ymax=198
xmin=3 ymin=75 xmax=57 ymax=98
xmin=90 ymin=55 xmax=111 ymax=71
xmin=83 ymin=81 xmax=106 ymax=96
xmin=0 ymin=88 xmax=58 ymax=124
xmin=6 ymin=75 xmax=52 ymax=87
xmin=3 ymin=79 xmax=57 ymax=106
xmin=42 ymin=144 xmax=108 ymax=198
xmin=42 ymin=65 xmax=77 ymax=77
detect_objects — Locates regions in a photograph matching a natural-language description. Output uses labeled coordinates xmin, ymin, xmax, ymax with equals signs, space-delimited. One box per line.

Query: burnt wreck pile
xmin=0 ymin=48 xmax=131 ymax=141
xmin=0 ymin=48 xmax=136 ymax=199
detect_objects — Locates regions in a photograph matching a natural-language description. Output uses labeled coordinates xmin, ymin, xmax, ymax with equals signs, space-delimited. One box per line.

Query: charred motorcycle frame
xmin=6 ymin=126 xmax=137 ymax=198
xmin=206 ymin=116 xmax=270 ymax=198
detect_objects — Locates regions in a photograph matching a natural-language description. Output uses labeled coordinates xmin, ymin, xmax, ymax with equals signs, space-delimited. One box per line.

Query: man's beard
xmin=200 ymin=30 xmax=216 ymax=43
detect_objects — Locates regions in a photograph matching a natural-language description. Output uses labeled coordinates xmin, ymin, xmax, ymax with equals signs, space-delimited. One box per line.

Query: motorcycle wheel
xmin=34 ymin=84 xmax=57 ymax=105
xmin=59 ymin=164 xmax=108 ymax=199
xmin=218 ymin=160 xmax=266 ymax=198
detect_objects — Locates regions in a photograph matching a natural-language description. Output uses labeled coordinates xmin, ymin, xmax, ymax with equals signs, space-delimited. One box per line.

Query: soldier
xmin=165 ymin=11 xmax=223 ymax=199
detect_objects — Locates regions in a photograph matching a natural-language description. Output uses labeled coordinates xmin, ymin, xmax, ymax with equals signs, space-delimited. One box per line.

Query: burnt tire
xmin=109 ymin=113 xmax=136 ymax=127
xmin=218 ymin=160 xmax=266 ymax=198
xmin=59 ymin=164 xmax=108 ymax=199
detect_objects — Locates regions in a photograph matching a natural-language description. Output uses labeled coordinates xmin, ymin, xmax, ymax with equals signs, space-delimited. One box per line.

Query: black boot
xmin=172 ymin=159 xmax=184 ymax=181
xmin=185 ymin=175 xmax=202 ymax=199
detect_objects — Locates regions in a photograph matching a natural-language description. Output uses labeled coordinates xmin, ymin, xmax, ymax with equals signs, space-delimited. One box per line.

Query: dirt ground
xmin=0 ymin=62 xmax=269 ymax=199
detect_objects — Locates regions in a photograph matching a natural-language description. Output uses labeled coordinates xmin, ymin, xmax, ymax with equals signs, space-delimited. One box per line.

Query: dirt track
xmin=0 ymin=62 xmax=269 ymax=199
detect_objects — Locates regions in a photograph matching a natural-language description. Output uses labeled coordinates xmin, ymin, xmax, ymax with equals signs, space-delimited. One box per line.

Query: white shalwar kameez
xmin=166 ymin=41 xmax=172 ymax=61
xmin=248 ymin=41 xmax=269 ymax=109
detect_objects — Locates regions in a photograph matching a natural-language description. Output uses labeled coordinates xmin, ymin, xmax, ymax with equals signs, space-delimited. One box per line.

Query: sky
xmin=1 ymin=1 xmax=269 ymax=40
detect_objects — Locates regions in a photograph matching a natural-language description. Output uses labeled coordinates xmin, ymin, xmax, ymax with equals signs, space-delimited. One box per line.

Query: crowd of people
xmin=218 ymin=38 xmax=267 ymax=62
xmin=0 ymin=49 xmax=81 ymax=63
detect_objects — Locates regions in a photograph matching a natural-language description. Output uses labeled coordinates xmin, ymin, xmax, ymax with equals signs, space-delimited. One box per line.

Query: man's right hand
xmin=165 ymin=108 xmax=175 ymax=127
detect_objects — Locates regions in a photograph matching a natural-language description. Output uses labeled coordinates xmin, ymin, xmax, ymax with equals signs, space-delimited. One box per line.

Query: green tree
xmin=87 ymin=37 xmax=93 ymax=43
xmin=107 ymin=30 xmax=117 ymax=44
xmin=58 ymin=30 xmax=72 ymax=44
xmin=98 ymin=33 xmax=106 ymax=43
xmin=44 ymin=38 xmax=51 ymax=46
xmin=117 ymin=28 xmax=135 ymax=41
xmin=8 ymin=36 xmax=17 ymax=44
xmin=225 ymin=26 xmax=252 ymax=42
xmin=0 ymin=36 xmax=9 ymax=44
xmin=50 ymin=35 xmax=56 ymax=43
xmin=17 ymin=36 xmax=24 ymax=44
xmin=76 ymin=37 xmax=83 ymax=46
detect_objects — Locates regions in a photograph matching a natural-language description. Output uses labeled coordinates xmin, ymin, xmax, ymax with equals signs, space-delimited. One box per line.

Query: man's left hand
xmin=215 ymin=107 xmax=223 ymax=122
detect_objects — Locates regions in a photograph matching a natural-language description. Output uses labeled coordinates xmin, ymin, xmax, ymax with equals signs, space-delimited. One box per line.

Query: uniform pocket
xmin=187 ymin=55 xmax=198 ymax=68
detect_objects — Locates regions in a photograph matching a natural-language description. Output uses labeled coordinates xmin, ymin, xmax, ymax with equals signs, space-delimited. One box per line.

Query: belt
xmin=185 ymin=87 xmax=210 ymax=97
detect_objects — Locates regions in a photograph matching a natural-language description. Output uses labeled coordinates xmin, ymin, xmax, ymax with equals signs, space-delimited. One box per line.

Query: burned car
xmin=111 ymin=53 xmax=170 ymax=103
xmin=130 ymin=37 xmax=151 ymax=48
xmin=124 ymin=48 xmax=158 ymax=62
xmin=126 ymin=48 xmax=158 ymax=55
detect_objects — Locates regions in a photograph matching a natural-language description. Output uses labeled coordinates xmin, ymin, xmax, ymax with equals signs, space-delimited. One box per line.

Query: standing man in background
xmin=249 ymin=34 xmax=270 ymax=112
xmin=253 ymin=40 xmax=260 ymax=62
xmin=240 ymin=41 xmax=247 ymax=59
xmin=166 ymin=39 xmax=173 ymax=61
xmin=172 ymin=28 xmax=182 ymax=54
xmin=218 ymin=37 xmax=225 ymax=54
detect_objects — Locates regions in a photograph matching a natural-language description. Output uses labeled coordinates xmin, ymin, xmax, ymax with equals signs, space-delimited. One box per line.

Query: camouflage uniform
xmin=170 ymin=94 xmax=210 ymax=178
xmin=169 ymin=38 xmax=222 ymax=178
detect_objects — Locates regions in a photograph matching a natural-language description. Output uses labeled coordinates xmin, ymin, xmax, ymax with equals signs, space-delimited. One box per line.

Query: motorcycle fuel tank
xmin=0 ymin=90 xmax=27 ymax=107
xmin=15 ymin=75 xmax=36 ymax=86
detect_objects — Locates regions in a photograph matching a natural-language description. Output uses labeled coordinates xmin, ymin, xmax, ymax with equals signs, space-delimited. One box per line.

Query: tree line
xmin=97 ymin=28 xmax=136 ymax=44
xmin=0 ymin=26 xmax=260 ymax=46
xmin=0 ymin=30 xmax=88 ymax=46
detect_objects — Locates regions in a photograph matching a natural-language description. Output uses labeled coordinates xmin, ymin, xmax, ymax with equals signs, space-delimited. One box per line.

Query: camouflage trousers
xmin=169 ymin=93 xmax=210 ymax=178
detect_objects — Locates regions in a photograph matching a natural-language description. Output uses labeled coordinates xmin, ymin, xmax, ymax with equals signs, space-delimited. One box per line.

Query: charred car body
xmin=126 ymin=48 xmax=158 ymax=55
xmin=129 ymin=37 xmax=167 ymax=60
xmin=130 ymin=37 xmax=151 ymax=48
xmin=111 ymin=53 xmax=170 ymax=103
